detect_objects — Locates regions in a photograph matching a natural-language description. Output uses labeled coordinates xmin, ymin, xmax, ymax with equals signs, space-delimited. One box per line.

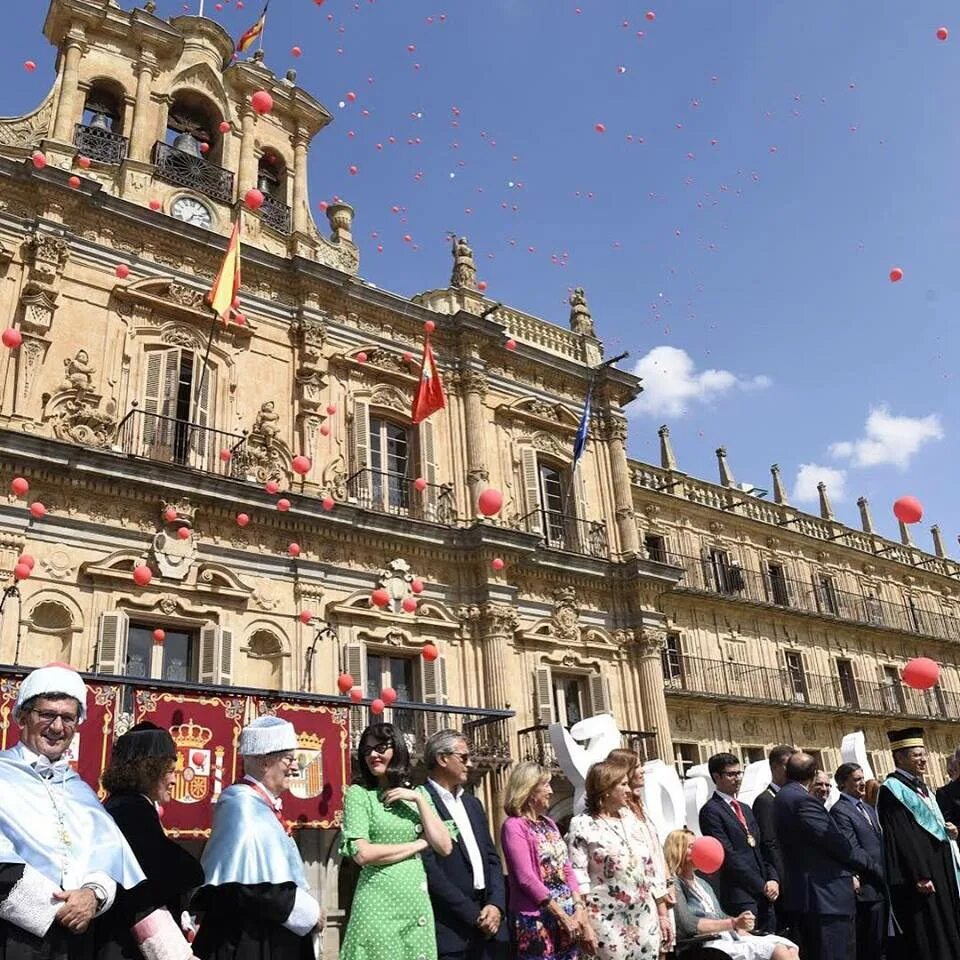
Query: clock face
xmin=170 ymin=196 xmax=213 ymax=228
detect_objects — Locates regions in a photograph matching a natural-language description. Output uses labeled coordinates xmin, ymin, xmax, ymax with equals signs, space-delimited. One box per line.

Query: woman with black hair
xmin=340 ymin=723 xmax=453 ymax=960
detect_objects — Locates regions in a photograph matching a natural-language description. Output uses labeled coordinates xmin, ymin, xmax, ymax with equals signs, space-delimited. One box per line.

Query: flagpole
xmin=198 ymin=0 xmax=204 ymax=16
xmin=258 ymin=1 xmax=270 ymax=54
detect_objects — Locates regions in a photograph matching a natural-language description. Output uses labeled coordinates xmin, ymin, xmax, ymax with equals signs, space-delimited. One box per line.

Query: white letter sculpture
xmin=549 ymin=714 xmax=623 ymax=816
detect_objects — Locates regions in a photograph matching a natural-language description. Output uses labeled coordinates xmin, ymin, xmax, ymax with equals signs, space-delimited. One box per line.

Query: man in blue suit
xmin=830 ymin=763 xmax=887 ymax=960
xmin=699 ymin=752 xmax=779 ymax=933
xmin=775 ymin=752 xmax=880 ymax=960
xmin=421 ymin=729 xmax=508 ymax=960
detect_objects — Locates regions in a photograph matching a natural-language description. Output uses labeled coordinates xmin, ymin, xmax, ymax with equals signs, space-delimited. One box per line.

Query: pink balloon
xmin=349 ymin=686 xmax=363 ymax=703
xmin=299 ymin=610 xmax=313 ymax=624
xmin=153 ymin=629 xmax=166 ymax=643
xmin=322 ymin=496 xmax=335 ymax=511
xmin=421 ymin=642 xmax=439 ymax=662
xmin=28 ymin=502 xmax=46 ymax=519
xmin=13 ymin=563 xmax=31 ymax=581
xmin=889 ymin=267 xmax=904 ymax=283
xmin=17 ymin=554 xmax=35 ymax=570
xmin=690 ymin=836 xmax=724 ymax=873
xmin=424 ymin=320 xmax=436 ymax=334
xmin=10 ymin=477 xmax=28 ymax=496
xmin=370 ymin=698 xmax=385 ymax=715
xmin=251 ymin=90 xmax=273 ymax=115
xmin=132 ymin=565 xmax=153 ymax=587
xmin=288 ymin=542 xmax=301 ymax=557
xmin=115 ymin=263 xmax=130 ymax=279
xmin=219 ymin=121 xmax=232 ymax=133
xmin=380 ymin=686 xmax=398 ymax=705
xmin=410 ymin=579 xmax=424 ymax=594
xmin=338 ymin=673 xmax=355 ymax=693
xmin=277 ymin=498 xmax=291 ymax=512
xmin=244 ymin=188 xmax=264 ymax=211
xmin=413 ymin=477 xmax=427 ymax=492
xmin=31 ymin=151 xmax=46 ymax=169
xmin=236 ymin=512 xmax=250 ymax=527
xmin=401 ymin=597 xmax=417 ymax=613
xmin=893 ymin=496 xmax=923 ymax=525
xmin=2 ymin=329 xmax=23 ymax=349
xmin=477 ymin=488 xmax=503 ymax=516
xmin=902 ymin=657 xmax=940 ymax=690
xmin=265 ymin=480 xmax=280 ymax=495
xmin=292 ymin=455 xmax=311 ymax=474
xmin=177 ymin=527 xmax=190 ymax=540
xmin=371 ymin=588 xmax=390 ymax=608
xmin=491 ymin=557 xmax=505 ymax=571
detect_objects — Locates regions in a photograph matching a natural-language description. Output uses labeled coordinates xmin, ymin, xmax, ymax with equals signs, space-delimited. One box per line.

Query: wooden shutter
xmin=349 ymin=399 xmax=371 ymax=501
xmin=571 ymin=462 xmax=592 ymax=553
xmin=587 ymin=673 xmax=613 ymax=717
xmin=219 ymin=627 xmax=233 ymax=686
xmin=343 ymin=641 xmax=367 ymax=735
xmin=142 ymin=349 xmax=180 ymax=451
xmin=96 ymin=610 xmax=129 ymax=674
xmin=190 ymin=359 xmax=217 ymax=469
xmin=521 ymin=447 xmax=542 ymax=533
xmin=199 ymin=624 xmax=232 ymax=685
xmin=419 ymin=418 xmax=438 ymax=521
xmin=534 ymin=664 xmax=554 ymax=725
xmin=421 ymin=651 xmax=448 ymax=738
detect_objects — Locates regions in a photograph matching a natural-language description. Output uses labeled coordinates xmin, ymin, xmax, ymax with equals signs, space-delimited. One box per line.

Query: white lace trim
xmin=283 ymin=889 xmax=320 ymax=937
xmin=0 ymin=865 xmax=61 ymax=937
xmin=134 ymin=909 xmax=192 ymax=960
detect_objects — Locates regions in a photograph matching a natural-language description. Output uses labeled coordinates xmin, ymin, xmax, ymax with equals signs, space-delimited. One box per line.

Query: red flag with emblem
xmin=411 ymin=335 xmax=445 ymax=424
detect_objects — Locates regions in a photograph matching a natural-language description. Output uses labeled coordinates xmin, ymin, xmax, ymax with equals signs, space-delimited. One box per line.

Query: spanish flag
xmin=209 ymin=219 xmax=241 ymax=322
xmin=236 ymin=2 xmax=268 ymax=54
xmin=411 ymin=335 xmax=446 ymax=424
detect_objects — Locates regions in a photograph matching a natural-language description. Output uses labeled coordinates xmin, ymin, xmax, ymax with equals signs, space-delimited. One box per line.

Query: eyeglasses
xmin=277 ymin=755 xmax=297 ymax=768
xmin=361 ymin=742 xmax=392 ymax=757
xmin=719 ymin=770 xmax=744 ymax=779
xmin=445 ymin=751 xmax=472 ymax=764
xmin=29 ymin=709 xmax=78 ymax=727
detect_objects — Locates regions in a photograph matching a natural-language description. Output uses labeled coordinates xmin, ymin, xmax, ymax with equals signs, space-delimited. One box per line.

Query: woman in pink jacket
xmin=500 ymin=762 xmax=597 ymax=959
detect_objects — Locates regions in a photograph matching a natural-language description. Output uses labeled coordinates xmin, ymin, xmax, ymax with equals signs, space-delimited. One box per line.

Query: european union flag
xmin=573 ymin=384 xmax=592 ymax=465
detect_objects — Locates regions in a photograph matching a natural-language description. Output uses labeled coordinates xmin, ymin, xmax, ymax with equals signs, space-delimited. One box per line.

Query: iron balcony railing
xmin=259 ymin=193 xmax=291 ymax=234
xmin=115 ymin=408 xmax=246 ymax=477
xmin=518 ymin=724 xmax=658 ymax=770
xmin=666 ymin=551 xmax=960 ymax=643
xmin=663 ymin=653 xmax=958 ymax=722
xmin=152 ymin=141 xmax=234 ymax=204
xmin=74 ymin=123 xmax=128 ymax=165
xmin=345 ymin=468 xmax=458 ymax=524
xmin=520 ymin=509 xmax=609 ymax=560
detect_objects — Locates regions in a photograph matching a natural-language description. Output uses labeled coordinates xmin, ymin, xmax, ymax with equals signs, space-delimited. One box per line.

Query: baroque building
xmin=0 ymin=0 xmax=958 ymax=950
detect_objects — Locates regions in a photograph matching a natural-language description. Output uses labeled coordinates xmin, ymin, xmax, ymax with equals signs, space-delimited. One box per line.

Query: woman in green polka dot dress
xmin=340 ymin=723 xmax=454 ymax=960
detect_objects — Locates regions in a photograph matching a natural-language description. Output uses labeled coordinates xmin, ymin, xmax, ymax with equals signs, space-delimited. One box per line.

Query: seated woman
xmin=663 ymin=830 xmax=799 ymax=960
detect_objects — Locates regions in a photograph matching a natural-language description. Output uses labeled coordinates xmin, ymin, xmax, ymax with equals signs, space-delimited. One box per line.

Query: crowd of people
xmin=2 ymin=664 xmax=960 ymax=960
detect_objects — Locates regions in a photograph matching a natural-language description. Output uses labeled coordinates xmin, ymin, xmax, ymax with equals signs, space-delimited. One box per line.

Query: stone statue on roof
xmin=569 ymin=287 xmax=595 ymax=337
xmin=450 ymin=236 xmax=477 ymax=290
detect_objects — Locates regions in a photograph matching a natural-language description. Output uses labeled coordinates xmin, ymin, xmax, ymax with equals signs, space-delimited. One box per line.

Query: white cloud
xmin=630 ymin=345 xmax=771 ymax=418
xmin=829 ymin=405 xmax=944 ymax=469
xmin=793 ymin=463 xmax=847 ymax=503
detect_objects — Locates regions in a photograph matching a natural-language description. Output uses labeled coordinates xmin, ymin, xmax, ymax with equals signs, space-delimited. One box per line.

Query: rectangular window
xmin=836 ymin=658 xmax=859 ymax=709
xmin=123 ymin=624 xmax=196 ymax=710
xmin=538 ymin=463 xmax=569 ymax=550
xmin=674 ymin=742 xmax=700 ymax=779
xmin=905 ymin=595 xmax=924 ymax=634
xmin=743 ymin=746 xmax=765 ymax=764
xmin=785 ymin=652 xmax=808 ymax=702
xmin=552 ymin=674 xmax=587 ymax=728
xmin=369 ymin=417 xmax=410 ymax=514
xmin=707 ymin=549 xmax=731 ymax=593
xmin=661 ymin=634 xmax=684 ymax=684
xmin=366 ymin=653 xmax=417 ymax=737
xmin=817 ymin=575 xmax=841 ymax=616
xmin=767 ymin=563 xmax=790 ymax=607
xmin=644 ymin=534 xmax=667 ymax=564
xmin=881 ymin=665 xmax=906 ymax=713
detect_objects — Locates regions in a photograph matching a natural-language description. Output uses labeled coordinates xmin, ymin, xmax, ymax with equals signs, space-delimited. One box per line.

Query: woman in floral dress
xmin=340 ymin=723 xmax=453 ymax=960
xmin=567 ymin=759 xmax=662 ymax=960
xmin=501 ymin=761 xmax=596 ymax=959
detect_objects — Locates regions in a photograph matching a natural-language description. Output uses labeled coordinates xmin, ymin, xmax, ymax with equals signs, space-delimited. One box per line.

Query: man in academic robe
xmin=877 ymin=727 xmax=960 ymax=960
xmin=934 ymin=748 xmax=960 ymax=826
xmin=421 ymin=729 xmax=508 ymax=960
xmin=699 ymin=752 xmax=779 ymax=933
xmin=0 ymin=665 xmax=146 ymax=960
xmin=192 ymin=716 xmax=322 ymax=960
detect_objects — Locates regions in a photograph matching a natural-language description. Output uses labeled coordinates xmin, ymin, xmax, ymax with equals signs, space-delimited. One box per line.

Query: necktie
xmin=730 ymin=798 xmax=751 ymax=837
xmin=856 ymin=800 xmax=876 ymax=830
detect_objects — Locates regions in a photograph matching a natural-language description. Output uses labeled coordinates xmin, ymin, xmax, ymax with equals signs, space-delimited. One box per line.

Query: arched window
xmin=241 ymin=630 xmax=285 ymax=690
xmin=25 ymin=600 xmax=74 ymax=666
xmin=75 ymin=80 xmax=128 ymax=164
xmin=256 ymin=152 xmax=291 ymax=233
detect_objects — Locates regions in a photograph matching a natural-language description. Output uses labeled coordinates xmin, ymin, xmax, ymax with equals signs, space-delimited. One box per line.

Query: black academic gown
xmin=95 ymin=793 xmax=205 ymax=960
xmin=878 ymin=771 xmax=960 ymax=960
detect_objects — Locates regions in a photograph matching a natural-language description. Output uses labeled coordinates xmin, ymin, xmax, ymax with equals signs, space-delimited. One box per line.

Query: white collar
xmin=428 ymin=778 xmax=463 ymax=803
xmin=16 ymin=743 xmax=69 ymax=769
xmin=243 ymin=775 xmax=282 ymax=810
xmin=713 ymin=788 xmax=738 ymax=804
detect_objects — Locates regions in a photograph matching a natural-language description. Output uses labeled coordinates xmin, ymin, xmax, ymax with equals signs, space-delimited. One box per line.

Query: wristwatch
xmin=82 ymin=882 xmax=108 ymax=913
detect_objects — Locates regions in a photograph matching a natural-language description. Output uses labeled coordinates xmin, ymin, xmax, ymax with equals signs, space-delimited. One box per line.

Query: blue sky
xmin=5 ymin=1 xmax=957 ymax=550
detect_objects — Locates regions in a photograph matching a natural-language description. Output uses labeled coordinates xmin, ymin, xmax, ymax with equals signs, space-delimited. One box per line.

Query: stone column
xmin=634 ymin=628 xmax=673 ymax=762
xmin=607 ymin=415 xmax=640 ymax=555
xmin=238 ymin=108 xmax=258 ymax=196
xmin=129 ymin=50 xmax=158 ymax=162
xmin=291 ymin=130 xmax=309 ymax=235
xmin=52 ymin=28 xmax=86 ymax=143
xmin=461 ymin=368 xmax=489 ymax=512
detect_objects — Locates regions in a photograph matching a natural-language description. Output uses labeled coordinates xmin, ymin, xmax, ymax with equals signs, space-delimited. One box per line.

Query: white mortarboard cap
xmin=238 ymin=715 xmax=298 ymax=757
xmin=14 ymin=664 xmax=88 ymax=723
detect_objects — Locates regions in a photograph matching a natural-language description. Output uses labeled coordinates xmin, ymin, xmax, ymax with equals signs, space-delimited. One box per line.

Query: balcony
xmin=74 ymin=123 xmax=128 ymax=165
xmin=518 ymin=724 xmax=658 ymax=770
xmin=153 ymin=141 xmax=234 ymax=204
xmin=669 ymin=552 xmax=960 ymax=643
xmin=521 ymin=509 xmax=609 ymax=560
xmin=115 ymin=409 xmax=246 ymax=477
xmin=664 ymin=654 xmax=960 ymax=722
xmin=345 ymin=468 xmax=458 ymax=524
xmin=259 ymin=193 xmax=291 ymax=234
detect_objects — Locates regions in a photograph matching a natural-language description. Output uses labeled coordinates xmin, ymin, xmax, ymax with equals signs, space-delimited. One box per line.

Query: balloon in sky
xmin=936 ymin=26 xmax=948 ymax=41
xmin=889 ymin=267 xmax=903 ymax=283
xmin=250 ymin=90 xmax=273 ymax=115
xmin=893 ymin=495 xmax=922 ymax=524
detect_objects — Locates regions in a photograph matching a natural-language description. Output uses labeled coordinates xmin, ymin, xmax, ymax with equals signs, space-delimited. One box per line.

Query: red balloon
xmin=68 ymin=176 xmax=80 ymax=190
xmin=244 ymin=188 xmax=264 ymax=211
xmin=346 ymin=91 xmax=357 ymax=102
xmin=298 ymin=610 xmax=314 ymax=625
xmin=219 ymin=121 xmax=232 ymax=133
xmin=149 ymin=199 xmax=162 ymax=211
xmin=177 ymin=527 xmax=190 ymax=540
xmin=10 ymin=477 xmax=28 ymax=496
xmin=349 ymin=686 xmax=363 ymax=703
xmin=421 ymin=642 xmax=439 ymax=662
xmin=115 ymin=263 xmax=130 ymax=279
xmin=153 ymin=628 xmax=166 ymax=643
xmin=17 ymin=554 xmax=35 ymax=570
xmin=236 ymin=512 xmax=250 ymax=527
xmin=413 ymin=477 xmax=427 ymax=492
xmin=132 ymin=565 xmax=152 ymax=586
xmin=401 ymin=597 xmax=417 ymax=613
xmin=321 ymin=496 xmax=335 ymax=511
xmin=348 ymin=164 xmax=359 ymax=176
xmin=936 ymin=26 xmax=948 ymax=41
xmin=319 ymin=424 xmax=331 ymax=437
xmin=77 ymin=155 xmax=92 ymax=170
xmin=31 ymin=151 xmax=46 ymax=169
xmin=251 ymin=90 xmax=274 ymax=115
xmin=410 ymin=579 xmax=424 ymax=594
xmin=477 ymin=281 xmax=488 ymax=292
xmin=291 ymin=46 xmax=303 ymax=57
xmin=199 ymin=142 xmax=210 ymax=154
xmin=594 ymin=122 xmax=606 ymax=134
xmin=292 ymin=455 xmax=311 ymax=474
xmin=337 ymin=673 xmax=355 ymax=693
xmin=491 ymin=557 xmax=505 ymax=571
xmin=2 ymin=329 xmax=23 ymax=349
xmin=371 ymin=588 xmax=390 ymax=608
xmin=24 ymin=61 xmax=36 ymax=72
xmin=356 ymin=352 xmax=368 ymax=363
xmin=690 ymin=836 xmax=724 ymax=873
xmin=645 ymin=10 xmax=656 ymax=20
xmin=277 ymin=498 xmax=291 ymax=512
xmin=381 ymin=686 xmax=397 ymax=705
xmin=893 ymin=495 xmax=923 ymax=525
xmin=163 ymin=506 xmax=178 ymax=522
xmin=28 ymin=502 xmax=46 ymax=519
xmin=219 ymin=448 xmax=232 ymax=462
xmin=326 ymin=403 xmax=337 ymax=415
xmin=477 ymin=488 xmax=503 ymax=516
xmin=265 ymin=480 xmax=280 ymax=495
xmin=13 ymin=562 xmax=31 ymax=581
xmin=889 ymin=267 xmax=903 ymax=283
xmin=902 ymin=657 xmax=940 ymax=690
xmin=288 ymin=542 xmax=301 ymax=557
xmin=505 ymin=339 xmax=517 ymax=351
xmin=370 ymin=698 xmax=385 ymax=715
xmin=403 ymin=351 xmax=414 ymax=363
xmin=424 ymin=319 xmax=436 ymax=334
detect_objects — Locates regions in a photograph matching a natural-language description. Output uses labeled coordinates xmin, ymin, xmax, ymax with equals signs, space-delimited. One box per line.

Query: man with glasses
xmin=422 ymin=729 xmax=507 ymax=960
xmin=193 ymin=716 xmax=323 ymax=960
xmin=0 ymin=664 xmax=146 ymax=960
xmin=699 ymin=752 xmax=779 ymax=934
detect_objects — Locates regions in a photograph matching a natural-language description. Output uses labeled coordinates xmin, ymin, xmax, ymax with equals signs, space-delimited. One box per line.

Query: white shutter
xmin=521 ymin=447 xmax=542 ymax=533
xmin=199 ymin=623 xmax=232 ymax=686
xmin=419 ymin=418 xmax=438 ymax=521
xmin=343 ymin=641 xmax=367 ymax=735
xmin=190 ymin=358 xmax=217 ymax=469
xmin=421 ymin=652 xmax=448 ymax=738
xmin=571 ymin=462 xmax=591 ymax=553
xmin=587 ymin=673 xmax=613 ymax=718
xmin=141 ymin=352 xmax=163 ymax=446
xmin=96 ymin=610 xmax=129 ymax=674
xmin=534 ymin=665 xmax=554 ymax=725
xmin=349 ymin=399 xmax=371 ymax=501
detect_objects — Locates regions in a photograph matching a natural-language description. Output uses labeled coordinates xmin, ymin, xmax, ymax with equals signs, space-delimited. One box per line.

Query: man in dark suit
xmin=750 ymin=744 xmax=796 ymax=909
xmin=775 ymin=753 xmax=878 ymax=960
xmin=934 ymin=749 xmax=960 ymax=826
xmin=699 ymin=752 xmax=779 ymax=933
xmin=421 ymin=729 xmax=508 ymax=960
xmin=830 ymin=763 xmax=887 ymax=960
